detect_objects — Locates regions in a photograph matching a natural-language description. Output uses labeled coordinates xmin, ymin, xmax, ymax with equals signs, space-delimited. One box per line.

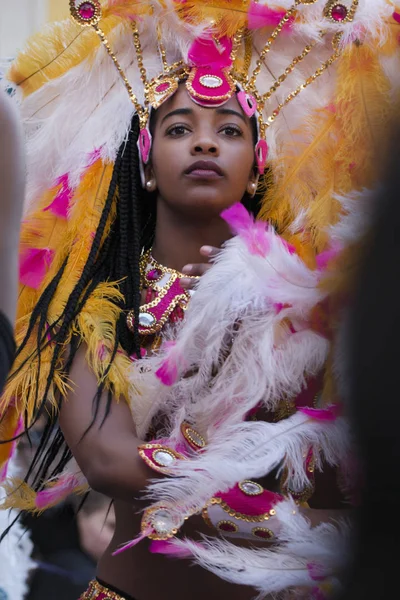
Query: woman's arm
xmin=0 ymin=89 xmax=25 ymax=325
xmin=59 ymin=345 xmax=159 ymax=502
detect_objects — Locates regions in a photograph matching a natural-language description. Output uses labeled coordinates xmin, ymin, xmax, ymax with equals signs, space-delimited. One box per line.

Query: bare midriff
xmin=97 ymin=500 xmax=267 ymax=600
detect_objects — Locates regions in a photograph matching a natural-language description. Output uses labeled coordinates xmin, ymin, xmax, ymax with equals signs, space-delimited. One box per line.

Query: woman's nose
xmin=191 ymin=132 xmax=219 ymax=155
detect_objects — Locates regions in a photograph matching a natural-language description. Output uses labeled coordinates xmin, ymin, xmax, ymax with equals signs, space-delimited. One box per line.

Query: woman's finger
xmin=200 ymin=245 xmax=220 ymax=258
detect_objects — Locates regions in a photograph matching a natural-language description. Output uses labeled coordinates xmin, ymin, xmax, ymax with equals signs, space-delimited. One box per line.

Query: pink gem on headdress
xmin=237 ymin=91 xmax=257 ymax=118
xmin=78 ymin=2 xmax=96 ymax=20
xmin=218 ymin=522 xmax=237 ymax=533
xmin=155 ymin=82 xmax=171 ymax=94
xmin=330 ymin=4 xmax=348 ymax=21
xmin=139 ymin=127 xmax=152 ymax=164
xmin=255 ymin=139 xmax=268 ymax=174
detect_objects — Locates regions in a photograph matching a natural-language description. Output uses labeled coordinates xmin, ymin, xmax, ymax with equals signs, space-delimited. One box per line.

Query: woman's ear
xmin=144 ymin=164 xmax=157 ymax=192
xmin=246 ymin=171 xmax=260 ymax=198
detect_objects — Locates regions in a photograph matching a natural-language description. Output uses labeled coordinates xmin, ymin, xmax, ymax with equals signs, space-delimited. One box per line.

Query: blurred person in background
xmin=0 ymin=86 xmax=34 ymax=599
xmin=337 ymin=129 xmax=400 ymax=599
xmin=25 ymin=492 xmax=115 ymax=600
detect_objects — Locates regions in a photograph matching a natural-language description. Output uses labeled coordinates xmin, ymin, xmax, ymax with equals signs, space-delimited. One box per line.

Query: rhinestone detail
xmin=152 ymin=449 xmax=176 ymax=468
xmin=239 ymin=480 xmax=264 ymax=496
xmin=331 ymin=4 xmax=348 ymax=21
xmin=138 ymin=312 xmax=156 ymax=327
xmin=78 ymin=1 xmax=96 ymax=20
xmin=199 ymin=75 xmax=223 ymax=89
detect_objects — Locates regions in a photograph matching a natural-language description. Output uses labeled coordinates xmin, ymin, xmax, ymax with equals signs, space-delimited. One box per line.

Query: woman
xmin=0 ymin=1 xmax=399 ymax=599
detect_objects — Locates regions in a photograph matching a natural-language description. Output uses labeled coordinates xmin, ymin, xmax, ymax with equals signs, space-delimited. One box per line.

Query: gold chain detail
xmin=132 ymin=21 xmax=148 ymax=88
xmin=261 ymin=41 xmax=317 ymax=104
xmin=93 ymin=25 xmax=148 ymax=127
xmin=263 ymin=32 xmax=343 ymax=131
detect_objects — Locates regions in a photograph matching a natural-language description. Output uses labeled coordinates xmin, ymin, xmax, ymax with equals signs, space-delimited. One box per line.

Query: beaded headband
xmin=70 ymin=0 xmax=359 ymax=176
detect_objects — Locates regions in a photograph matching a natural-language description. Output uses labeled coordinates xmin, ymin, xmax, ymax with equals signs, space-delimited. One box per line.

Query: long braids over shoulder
xmin=4 ymin=114 xmax=156 ymax=494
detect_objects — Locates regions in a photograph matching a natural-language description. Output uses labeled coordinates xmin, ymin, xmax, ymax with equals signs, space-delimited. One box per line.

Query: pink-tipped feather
xmin=299 ymin=405 xmax=341 ymax=422
xmin=35 ymin=474 xmax=80 ymax=510
xmin=247 ymin=3 xmax=293 ymax=30
xmin=19 ymin=248 xmax=55 ymax=289
xmin=221 ymin=203 xmax=270 ymax=257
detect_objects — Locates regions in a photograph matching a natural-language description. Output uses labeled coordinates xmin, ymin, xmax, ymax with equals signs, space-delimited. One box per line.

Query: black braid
xmin=2 ymin=115 xmax=150 ymax=493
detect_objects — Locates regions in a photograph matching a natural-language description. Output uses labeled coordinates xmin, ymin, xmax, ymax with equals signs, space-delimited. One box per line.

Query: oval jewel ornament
xmin=153 ymin=450 xmax=176 ymax=468
xmin=239 ymin=480 xmax=264 ymax=496
xmin=139 ymin=312 xmax=156 ymax=328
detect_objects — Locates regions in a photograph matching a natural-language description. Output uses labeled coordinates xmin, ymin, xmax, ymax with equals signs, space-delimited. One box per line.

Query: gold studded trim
xmin=138 ymin=443 xmax=186 ymax=475
xmin=186 ymin=68 xmax=235 ymax=103
xmin=79 ymin=579 xmax=128 ymax=600
xmin=217 ymin=520 xmax=239 ymax=533
xmin=204 ymin=497 xmax=271 ymax=524
xmin=251 ymin=526 xmax=275 ymax=540
xmin=141 ymin=505 xmax=179 ymax=541
xmin=181 ymin=422 xmax=206 ymax=449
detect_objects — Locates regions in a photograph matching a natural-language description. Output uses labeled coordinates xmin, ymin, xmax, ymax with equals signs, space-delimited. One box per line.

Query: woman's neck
xmin=151 ymin=202 xmax=232 ymax=271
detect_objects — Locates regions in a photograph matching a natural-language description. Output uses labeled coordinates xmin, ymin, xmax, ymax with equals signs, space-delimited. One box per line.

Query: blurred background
xmin=0 ymin=0 xmax=69 ymax=61
xmin=0 ymin=6 xmax=115 ymax=599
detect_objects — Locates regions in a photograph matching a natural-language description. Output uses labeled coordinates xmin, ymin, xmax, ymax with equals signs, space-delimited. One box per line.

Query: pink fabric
xmin=188 ymin=37 xmax=233 ymax=69
xmin=237 ymin=91 xmax=257 ymax=117
xmin=189 ymin=66 xmax=233 ymax=104
xmin=139 ymin=127 xmax=152 ymax=164
xmin=221 ymin=203 xmax=271 ymax=257
xmin=248 ymin=2 xmax=293 ymax=30
xmin=19 ymin=247 xmax=55 ymax=289
xmin=216 ymin=484 xmax=283 ymax=516
xmin=255 ymin=139 xmax=269 ymax=174
xmin=394 ymin=12 xmax=400 ymax=24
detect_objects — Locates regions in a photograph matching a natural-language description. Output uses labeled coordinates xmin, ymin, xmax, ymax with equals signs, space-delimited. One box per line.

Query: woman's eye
xmin=167 ymin=124 xmax=190 ymax=136
xmin=221 ymin=125 xmax=242 ymax=137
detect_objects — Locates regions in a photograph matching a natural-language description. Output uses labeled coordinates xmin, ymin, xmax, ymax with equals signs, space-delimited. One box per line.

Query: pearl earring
xmin=146 ymin=180 xmax=153 ymax=190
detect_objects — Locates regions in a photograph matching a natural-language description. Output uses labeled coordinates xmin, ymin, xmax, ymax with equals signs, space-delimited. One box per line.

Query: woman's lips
xmin=185 ymin=169 xmax=223 ymax=179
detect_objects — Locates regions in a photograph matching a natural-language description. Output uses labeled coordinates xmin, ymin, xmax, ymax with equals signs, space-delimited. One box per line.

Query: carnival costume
xmin=1 ymin=0 xmax=400 ymax=598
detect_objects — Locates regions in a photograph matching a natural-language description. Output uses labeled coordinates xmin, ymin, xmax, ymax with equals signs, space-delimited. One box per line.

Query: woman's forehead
xmin=154 ymin=84 xmax=248 ymax=122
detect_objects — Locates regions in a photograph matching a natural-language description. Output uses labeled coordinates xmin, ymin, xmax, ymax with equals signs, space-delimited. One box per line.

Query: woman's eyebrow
xmin=161 ymin=107 xmax=193 ymax=124
xmin=215 ymin=108 xmax=246 ymax=122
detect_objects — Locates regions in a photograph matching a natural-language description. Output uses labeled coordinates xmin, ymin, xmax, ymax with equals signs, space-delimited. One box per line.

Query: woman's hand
xmin=180 ymin=245 xmax=220 ymax=289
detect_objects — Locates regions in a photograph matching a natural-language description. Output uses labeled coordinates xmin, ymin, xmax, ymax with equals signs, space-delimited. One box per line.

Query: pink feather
xmin=35 ymin=474 xmax=80 ymax=510
xmin=44 ymin=174 xmax=72 ymax=219
xmin=299 ymin=405 xmax=341 ymax=422
xmin=316 ymin=243 xmax=342 ymax=270
xmin=188 ymin=37 xmax=233 ymax=69
xmin=112 ymin=527 xmax=153 ymax=556
xmin=247 ymin=3 xmax=293 ymax=30
xmin=394 ymin=12 xmax=400 ymax=24
xmin=155 ymin=342 xmax=183 ymax=386
xmin=19 ymin=247 xmax=55 ymax=289
xmin=221 ymin=203 xmax=270 ymax=257
xmin=307 ymin=562 xmax=328 ymax=582
xmin=149 ymin=540 xmax=201 ymax=558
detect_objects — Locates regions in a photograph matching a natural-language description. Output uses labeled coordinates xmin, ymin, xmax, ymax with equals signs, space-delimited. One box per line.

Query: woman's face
xmin=146 ymin=85 xmax=258 ymax=219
